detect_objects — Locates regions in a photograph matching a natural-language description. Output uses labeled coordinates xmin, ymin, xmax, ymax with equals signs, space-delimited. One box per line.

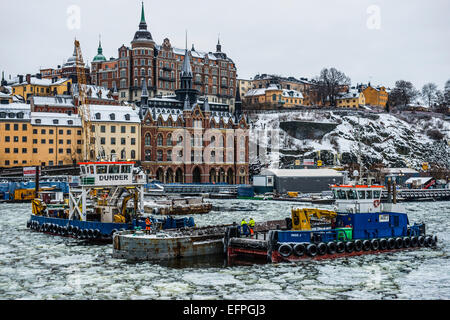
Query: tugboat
xmin=225 ymin=179 xmax=438 ymax=263
xmin=26 ymin=157 xmax=194 ymax=242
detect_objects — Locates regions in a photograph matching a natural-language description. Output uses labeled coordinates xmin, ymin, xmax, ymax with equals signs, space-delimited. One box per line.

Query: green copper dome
xmin=93 ymin=40 xmax=106 ymax=62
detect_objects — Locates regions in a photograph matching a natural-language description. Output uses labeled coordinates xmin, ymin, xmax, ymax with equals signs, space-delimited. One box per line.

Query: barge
xmin=112 ymin=219 xmax=288 ymax=261
xmin=225 ymin=182 xmax=438 ymax=263
xmin=26 ymin=159 xmax=194 ymax=242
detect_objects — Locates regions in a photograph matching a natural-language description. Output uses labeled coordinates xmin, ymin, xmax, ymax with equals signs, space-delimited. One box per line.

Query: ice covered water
xmin=0 ymin=200 xmax=449 ymax=300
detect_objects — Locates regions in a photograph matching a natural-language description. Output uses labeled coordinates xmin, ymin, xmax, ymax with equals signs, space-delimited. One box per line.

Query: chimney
xmin=26 ymin=74 xmax=31 ymax=84
xmin=18 ymin=75 xmax=24 ymax=84
xmin=36 ymin=73 xmax=42 ymax=80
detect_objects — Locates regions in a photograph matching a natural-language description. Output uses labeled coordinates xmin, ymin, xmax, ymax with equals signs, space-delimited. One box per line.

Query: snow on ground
xmin=249 ymin=110 xmax=449 ymax=169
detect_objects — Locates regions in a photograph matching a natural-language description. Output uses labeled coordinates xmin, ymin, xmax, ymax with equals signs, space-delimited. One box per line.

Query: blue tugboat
xmin=225 ymin=181 xmax=438 ymax=263
xmin=26 ymin=159 xmax=194 ymax=242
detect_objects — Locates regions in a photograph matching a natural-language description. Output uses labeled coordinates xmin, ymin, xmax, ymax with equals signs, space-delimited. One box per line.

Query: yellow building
xmin=10 ymin=75 xmax=72 ymax=103
xmin=29 ymin=112 xmax=84 ymax=166
xmin=243 ymin=84 xmax=303 ymax=108
xmin=362 ymin=85 xmax=388 ymax=108
xmin=0 ymin=104 xmax=32 ymax=167
xmin=0 ymin=104 xmax=84 ymax=167
xmin=89 ymin=105 xmax=141 ymax=161
xmin=336 ymin=90 xmax=366 ymax=108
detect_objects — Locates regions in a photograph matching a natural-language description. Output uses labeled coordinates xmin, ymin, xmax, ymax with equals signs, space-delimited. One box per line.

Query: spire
xmin=216 ymin=35 xmax=222 ymax=52
xmin=132 ymin=2 xmax=153 ymax=43
xmin=98 ymin=35 xmax=103 ymax=55
xmin=203 ymin=96 xmax=210 ymax=112
xmin=141 ymin=78 xmax=148 ymax=97
xmin=141 ymin=1 xmax=146 ymax=23
xmin=181 ymin=50 xmax=193 ymax=79
xmin=183 ymin=95 xmax=191 ymax=111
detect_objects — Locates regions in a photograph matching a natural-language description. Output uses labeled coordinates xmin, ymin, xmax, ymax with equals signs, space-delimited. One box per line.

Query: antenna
xmin=185 ymin=29 xmax=188 ymax=50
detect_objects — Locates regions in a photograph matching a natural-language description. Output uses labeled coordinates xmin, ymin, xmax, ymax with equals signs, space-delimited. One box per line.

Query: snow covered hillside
xmin=249 ymin=110 xmax=450 ymax=170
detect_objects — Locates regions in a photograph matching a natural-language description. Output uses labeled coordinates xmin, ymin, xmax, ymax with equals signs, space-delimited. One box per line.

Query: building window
xmin=157 ymin=134 xmax=163 ymax=146
xmin=145 ymin=133 xmax=151 ymax=146
xmin=157 ymin=150 xmax=163 ymax=161
xmin=145 ymin=149 xmax=151 ymax=161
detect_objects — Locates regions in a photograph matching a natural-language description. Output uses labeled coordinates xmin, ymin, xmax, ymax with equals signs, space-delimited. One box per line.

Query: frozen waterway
xmin=0 ymin=199 xmax=449 ymax=300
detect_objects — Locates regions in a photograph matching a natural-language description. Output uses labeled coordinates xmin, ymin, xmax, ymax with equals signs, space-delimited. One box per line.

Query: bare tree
xmin=421 ymin=82 xmax=438 ymax=107
xmin=389 ymin=80 xmax=419 ymax=108
xmin=313 ymin=68 xmax=351 ymax=106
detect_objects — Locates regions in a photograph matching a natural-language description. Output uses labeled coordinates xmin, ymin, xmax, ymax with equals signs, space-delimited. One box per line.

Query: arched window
xmin=177 ymin=136 xmax=183 ymax=146
xmin=210 ymin=136 xmax=216 ymax=147
xmin=145 ymin=133 xmax=151 ymax=146
xmin=157 ymin=134 xmax=163 ymax=146
xmin=167 ymin=119 xmax=172 ymax=127
xmin=166 ymin=133 xmax=172 ymax=146
xmin=121 ymin=149 xmax=126 ymax=160
xmin=131 ymin=150 xmax=136 ymax=159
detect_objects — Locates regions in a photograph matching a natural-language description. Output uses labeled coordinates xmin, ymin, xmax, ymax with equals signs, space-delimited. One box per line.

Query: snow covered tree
xmin=421 ymin=82 xmax=438 ymax=107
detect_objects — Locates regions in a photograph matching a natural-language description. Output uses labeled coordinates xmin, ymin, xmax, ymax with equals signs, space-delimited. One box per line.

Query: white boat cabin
xmin=331 ymin=185 xmax=405 ymax=214
xmin=79 ymin=161 xmax=146 ymax=186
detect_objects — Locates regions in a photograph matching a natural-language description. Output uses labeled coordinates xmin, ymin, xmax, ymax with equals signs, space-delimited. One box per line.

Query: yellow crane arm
xmin=291 ymin=208 xmax=337 ymax=231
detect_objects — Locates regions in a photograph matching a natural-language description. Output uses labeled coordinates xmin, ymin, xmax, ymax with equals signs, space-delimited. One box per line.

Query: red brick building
xmin=90 ymin=3 xmax=237 ymax=111
xmin=138 ymin=45 xmax=249 ymax=185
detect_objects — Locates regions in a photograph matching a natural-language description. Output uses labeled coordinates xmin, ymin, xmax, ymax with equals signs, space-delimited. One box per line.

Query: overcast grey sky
xmin=1 ymin=0 xmax=449 ymax=90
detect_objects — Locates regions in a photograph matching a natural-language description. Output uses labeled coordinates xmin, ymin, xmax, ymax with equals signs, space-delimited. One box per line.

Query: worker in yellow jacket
xmin=248 ymin=218 xmax=255 ymax=236
xmin=241 ymin=219 xmax=249 ymax=237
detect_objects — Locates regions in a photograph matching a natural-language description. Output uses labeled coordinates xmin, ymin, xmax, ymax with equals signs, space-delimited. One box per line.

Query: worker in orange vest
xmin=145 ymin=217 xmax=152 ymax=234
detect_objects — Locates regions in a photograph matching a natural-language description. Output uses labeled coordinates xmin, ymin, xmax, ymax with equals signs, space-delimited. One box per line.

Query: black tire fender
xmin=278 ymin=243 xmax=293 ymax=258
xmin=293 ymin=243 xmax=306 ymax=257
xmin=370 ymin=239 xmax=380 ymax=251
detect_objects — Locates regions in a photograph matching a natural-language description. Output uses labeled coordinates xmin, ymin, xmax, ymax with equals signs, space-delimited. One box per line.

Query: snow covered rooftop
xmin=260 ymin=168 xmax=343 ymax=177
xmin=89 ymin=105 xmax=140 ymax=123
xmin=32 ymin=95 xmax=74 ymax=107
xmin=30 ymin=112 xmax=82 ymax=126
xmin=0 ymin=103 xmax=31 ymax=120
xmin=404 ymin=177 xmax=432 ymax=185
xmin=381 ymin=168 xmax=419 ymax=174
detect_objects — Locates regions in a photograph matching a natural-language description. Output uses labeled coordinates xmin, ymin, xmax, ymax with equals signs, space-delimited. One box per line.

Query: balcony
xmin=162 ymin=66 xmax=173 ymax=72
xmin=159 ymin=76 xmax=176 ymax=82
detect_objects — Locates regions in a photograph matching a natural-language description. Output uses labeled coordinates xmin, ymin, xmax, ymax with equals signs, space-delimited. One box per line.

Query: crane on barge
xmin=74 ymin=39 xmax=95 ymax=161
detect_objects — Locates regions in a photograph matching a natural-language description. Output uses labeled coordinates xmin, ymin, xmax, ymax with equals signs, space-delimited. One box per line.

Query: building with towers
xmin=90 ymin=2 xmax=238 ymax=112
xmin=137 ymin=43 xmax=249 ymax=184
